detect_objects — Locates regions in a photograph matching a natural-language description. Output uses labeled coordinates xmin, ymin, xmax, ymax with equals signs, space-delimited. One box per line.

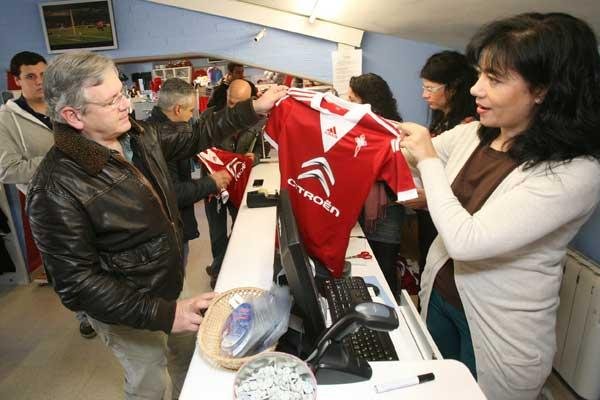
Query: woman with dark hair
xmin=399 ymin=13 xmax=600 ymax=399
xmin=421 ymin=50 xmax=478 ymax=134
xmin=408 ymin=51 xmax=479 ymax=275
xmin=349 ymin=73 xmax=402 ymax=121
xmin=348 ymin=73 xmax=403 ymax=296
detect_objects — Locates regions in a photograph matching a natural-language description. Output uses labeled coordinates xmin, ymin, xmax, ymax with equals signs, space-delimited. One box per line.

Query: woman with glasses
xmin=420 ymin=50 xmax=478 ymax=135
xmin=399 ymin=13 xmax=600 ymax=399
xmin=406 ymin=51 xmax=478 ymax=277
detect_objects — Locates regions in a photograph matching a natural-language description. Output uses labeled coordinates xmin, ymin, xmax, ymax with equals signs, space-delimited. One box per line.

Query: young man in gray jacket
xmin=0 ymin=52 xmax=53 ymax=194
xmin=0 ymin=51 xmax=96 ymax=338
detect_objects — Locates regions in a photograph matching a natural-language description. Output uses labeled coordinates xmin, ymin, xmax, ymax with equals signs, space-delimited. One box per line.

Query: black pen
xmin=374 ymin=373 xmax=435 ymax=393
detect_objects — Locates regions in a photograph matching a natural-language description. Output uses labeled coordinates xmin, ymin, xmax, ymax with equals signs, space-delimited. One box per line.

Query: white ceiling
xmin=240 ymin=0 xmax=600 ymax=49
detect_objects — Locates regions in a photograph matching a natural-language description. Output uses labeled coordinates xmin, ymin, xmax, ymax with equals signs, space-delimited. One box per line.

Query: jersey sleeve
xmin=264 ymin=96 xmax=293 ymax=150
xmin=379 ymin=138 xmax=418 ymax=201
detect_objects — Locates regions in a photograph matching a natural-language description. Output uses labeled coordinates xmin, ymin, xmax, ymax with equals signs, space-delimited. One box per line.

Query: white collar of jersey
xmin=287 ymin=88 xmax=371 ymax=123
xmin=313 ymin=91 xmax=370 ymax=152
xmin=287 ymin=88 xmax=399 ymax=153
xmin=309 ymin=91 xmax=371 ymax=123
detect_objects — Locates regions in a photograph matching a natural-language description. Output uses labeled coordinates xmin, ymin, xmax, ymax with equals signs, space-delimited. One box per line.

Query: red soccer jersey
xmin=265 ymin=88 xmax=417 ymax=277
xmin=197 ymin=147 xmax=253 ymax=209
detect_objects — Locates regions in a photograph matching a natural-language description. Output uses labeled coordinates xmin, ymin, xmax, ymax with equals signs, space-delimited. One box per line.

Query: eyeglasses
xmin=86 ymin=87 xmax=130 ymax=109
xmin=422 ymin=84 xmax=445 ymax=94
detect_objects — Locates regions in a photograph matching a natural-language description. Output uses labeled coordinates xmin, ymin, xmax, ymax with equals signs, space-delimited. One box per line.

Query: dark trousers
xmin=204 ymin=198 xmax=238 ymax=277
xmin=416 ymin=210 xmax=438 ymax=275
xmin=368 ymin=239 xmax=400 ymax=297
xmin=427 ymin=289 xmax=477 ymax=379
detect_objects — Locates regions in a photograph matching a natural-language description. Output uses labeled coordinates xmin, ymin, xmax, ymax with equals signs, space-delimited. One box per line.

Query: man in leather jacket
xmin=146 ymin=78 xmax=231 ymax=268
xmin=26 ymin=52 xmax=287 ymax=400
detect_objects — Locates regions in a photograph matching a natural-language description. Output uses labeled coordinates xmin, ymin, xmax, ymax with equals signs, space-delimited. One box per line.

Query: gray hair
xmin=44 ymin=52 xmax=117 ymax=123
xmin=157 ymin=78 xmax=195 ymax=111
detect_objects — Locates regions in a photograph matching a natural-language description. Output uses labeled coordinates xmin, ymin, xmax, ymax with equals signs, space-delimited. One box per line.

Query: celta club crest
xmin=202 ymin=148 xmax=224 ymax=165
xmin=354 ymin=134 xmax=367 ymax=157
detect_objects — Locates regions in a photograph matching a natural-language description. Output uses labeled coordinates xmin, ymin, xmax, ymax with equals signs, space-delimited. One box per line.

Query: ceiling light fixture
xmin=308 ymin=0 xmax=320 ymax=24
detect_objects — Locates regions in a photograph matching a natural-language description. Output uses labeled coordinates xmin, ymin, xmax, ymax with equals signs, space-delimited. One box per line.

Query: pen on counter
xmin=374 ymin=373 xmax=435 ymax=393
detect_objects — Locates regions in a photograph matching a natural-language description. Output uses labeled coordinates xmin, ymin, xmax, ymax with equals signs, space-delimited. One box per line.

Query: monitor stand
xmin=273 ymin=255 xmax=353 ymax=359
xmin=312 ymin=258 xmax=352 ymax=284
xmin=275 ymin=313 xmax=315 ymax=359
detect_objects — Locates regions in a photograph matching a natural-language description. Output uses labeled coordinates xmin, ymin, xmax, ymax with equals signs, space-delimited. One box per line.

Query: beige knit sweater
xmin=410 ymin=122 xmax=600 ymax=400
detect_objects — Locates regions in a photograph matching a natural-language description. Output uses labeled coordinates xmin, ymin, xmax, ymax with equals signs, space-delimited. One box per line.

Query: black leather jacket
xmin=146 ymin=106 xmax=219 ymax=242
xmin=26 ymin=100 xmax=258 ymax=333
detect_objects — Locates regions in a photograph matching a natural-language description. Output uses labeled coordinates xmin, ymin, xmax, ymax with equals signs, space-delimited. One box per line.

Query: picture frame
xmin=39 ymin=0 xmax=118 ymax=54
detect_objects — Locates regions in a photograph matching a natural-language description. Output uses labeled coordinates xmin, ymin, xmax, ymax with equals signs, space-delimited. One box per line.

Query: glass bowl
xmin=233 ymin=351 xmax=317 ymax=399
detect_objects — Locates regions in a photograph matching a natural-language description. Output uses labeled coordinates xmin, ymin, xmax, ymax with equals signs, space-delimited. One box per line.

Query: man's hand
xmin=171 ymin=292 xmax=217 ymax=334
xmin=252 ymin=85 xmax=288 ymax=114
xmin=244 ymin=152 xmax=256 ymax=163
xmin=210 ymin=170 xmax=231 ymax=190
xmin=400 ymin=188 xmax=428 ymax=210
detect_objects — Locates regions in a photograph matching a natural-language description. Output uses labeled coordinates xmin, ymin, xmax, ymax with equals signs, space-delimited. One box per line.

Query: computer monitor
xmin=276 ymin=189 xmax=327 ymax=343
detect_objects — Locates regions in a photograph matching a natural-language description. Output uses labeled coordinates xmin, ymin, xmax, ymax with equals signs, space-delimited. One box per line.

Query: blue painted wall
xmin=362 ymin=32 xmax=445 ymax=125
xmin=0 ymin=0 xmax=444 ymax=123
xmin=2 ymin=0 xmax=597 ymax=262
xmin=571 ymin=207 xmax=600 ymax=263
xmin=0 ymin=0 xmax=334 ymax=90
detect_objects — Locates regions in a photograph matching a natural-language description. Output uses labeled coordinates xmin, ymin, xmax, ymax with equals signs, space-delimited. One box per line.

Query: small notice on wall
xmin=331 ymin=44 xmax=362 ymax=98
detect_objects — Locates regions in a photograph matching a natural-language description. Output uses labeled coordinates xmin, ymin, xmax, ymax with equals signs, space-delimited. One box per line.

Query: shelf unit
xmin=151 ymin=66 xmax=192 ymax=83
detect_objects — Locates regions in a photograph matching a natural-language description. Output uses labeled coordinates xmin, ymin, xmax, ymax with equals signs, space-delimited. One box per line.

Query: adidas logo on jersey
xmin=324 ymin=126 xmax=337 ymax=138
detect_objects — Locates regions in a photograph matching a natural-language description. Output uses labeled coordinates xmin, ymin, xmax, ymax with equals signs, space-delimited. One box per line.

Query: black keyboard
xmin=322 ymin=277 xmax=399 ymax=361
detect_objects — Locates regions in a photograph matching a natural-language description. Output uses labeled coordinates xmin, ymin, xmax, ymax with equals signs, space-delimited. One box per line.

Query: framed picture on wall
xmin=39 ymin=0 xmax=118 ymax=54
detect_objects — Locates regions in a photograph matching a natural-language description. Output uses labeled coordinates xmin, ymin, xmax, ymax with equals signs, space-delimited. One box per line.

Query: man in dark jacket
xmin=26 ymin=52 xmax=286 ymax=400
xmin=206 ymin=62 xmax=257 ymax=111
xmin=205 ymin=79 xmax=266 ymax=287
xmin=146 ymin=78 xmax=231 ymax=265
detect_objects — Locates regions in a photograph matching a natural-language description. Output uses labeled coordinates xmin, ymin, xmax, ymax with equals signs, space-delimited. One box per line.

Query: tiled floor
xmin=0 ymin=202 xmax=213 ymax=400
xmin=0 ymin=202 xmax=583 ymax=399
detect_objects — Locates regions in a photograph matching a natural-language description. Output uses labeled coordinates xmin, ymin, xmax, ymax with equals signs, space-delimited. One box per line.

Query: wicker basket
xmin=197 ymin=287 xmax=277 ymax=370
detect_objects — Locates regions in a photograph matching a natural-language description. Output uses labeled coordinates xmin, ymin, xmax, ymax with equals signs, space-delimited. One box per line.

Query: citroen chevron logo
xmin=297 ymin=157 xmax=335 ymax=197
xmin=226 ymin=158 xmax=246 ymax=180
